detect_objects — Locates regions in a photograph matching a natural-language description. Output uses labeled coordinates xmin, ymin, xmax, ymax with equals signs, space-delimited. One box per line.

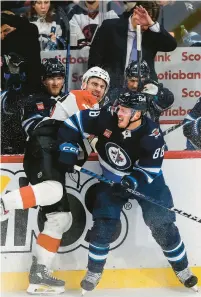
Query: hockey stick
xmin=74 ymin=165 xmax=201 ymax=224
xmin=162 ymin=119 xmax=194 ymax=136
xmin=56 ymin=6 xmax=70 ymax=93
xmin=162 ymin=121 xmax=184 ymax=136
xmin=136 ymin=25 xmax=142 ymax=91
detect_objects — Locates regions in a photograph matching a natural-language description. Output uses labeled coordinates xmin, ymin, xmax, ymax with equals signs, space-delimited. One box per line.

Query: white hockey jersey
xmin=68 ymin=1 xmax=118 ymax=46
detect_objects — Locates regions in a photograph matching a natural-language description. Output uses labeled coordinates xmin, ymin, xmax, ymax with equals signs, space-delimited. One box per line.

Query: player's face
xmin=43 ymin=76 xmax=64 ymax=96
xmin=117 ymin=106 xmax=133 ymax=128
xmin=127 ymin=77 xmax=146 ymax=91
xmin=33 ymin=0 xmax=50 ymax=16
xmin=127 ymin=77 xmax=139 ymax=91
xmin=86 ymin=77 xmax=106 ymax=102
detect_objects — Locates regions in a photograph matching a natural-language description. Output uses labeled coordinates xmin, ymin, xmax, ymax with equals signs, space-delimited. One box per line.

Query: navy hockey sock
xmin=88 ymin=242 xmax=109 ymax=273
xmin=163 ymin=240 xmax=188 ymax=271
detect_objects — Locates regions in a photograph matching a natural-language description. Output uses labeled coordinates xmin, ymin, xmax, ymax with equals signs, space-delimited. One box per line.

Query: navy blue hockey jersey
xmin=21 ymin=92 xmax=61 ymax=139
xmin=58 ymin=108 xmax=165 ymax=184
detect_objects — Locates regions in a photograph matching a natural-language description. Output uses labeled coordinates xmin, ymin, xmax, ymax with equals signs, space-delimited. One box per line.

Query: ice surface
xmin=2 ymin=287 xmax=201 ymax=297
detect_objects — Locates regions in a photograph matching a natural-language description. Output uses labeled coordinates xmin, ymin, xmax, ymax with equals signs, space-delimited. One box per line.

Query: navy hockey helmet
xmin=125 ymin=60 xmax=150 ymax=79
xmin=117 ymin=90 xmax=147 ymax=111
xmin=42 ymin=58 xmax=65 ymax=79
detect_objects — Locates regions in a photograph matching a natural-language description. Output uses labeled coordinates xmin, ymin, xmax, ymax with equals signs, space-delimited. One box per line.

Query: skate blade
xmin=190 ymin=284 xmax=199 ymax=293
xmin=27 ymin=284 xmax=65 ymax=295
xmin=81 ymin=289 xmax=87 ymax=296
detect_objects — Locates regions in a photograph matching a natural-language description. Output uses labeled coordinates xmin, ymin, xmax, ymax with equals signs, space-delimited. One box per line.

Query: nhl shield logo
xmin=105 ymin=142 xmax=131 ymax=170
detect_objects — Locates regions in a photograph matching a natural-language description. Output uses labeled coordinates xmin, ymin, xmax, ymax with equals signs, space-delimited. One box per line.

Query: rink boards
xmin=0 ymin=151 xmax=201 ymax=291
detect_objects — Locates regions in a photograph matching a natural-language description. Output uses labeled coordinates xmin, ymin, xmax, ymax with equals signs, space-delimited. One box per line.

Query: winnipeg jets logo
xmin=149 ymin=128 xmax=160 ymax=139
xmin=105 ymin=143 xmax=131 ymax=170
xmin=122 ymin=130 xmax=131 ymax=139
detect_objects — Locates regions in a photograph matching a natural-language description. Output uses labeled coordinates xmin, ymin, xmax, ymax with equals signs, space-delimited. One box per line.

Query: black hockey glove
xmin=183 ymin=117 xmax=201 ymax=149
xmin=112 ymin=175 xmax=138 ymax=199
xmin=59 ymin=142 xmax=79 ymax=173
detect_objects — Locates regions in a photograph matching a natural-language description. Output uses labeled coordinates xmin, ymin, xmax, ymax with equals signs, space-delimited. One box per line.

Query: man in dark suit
xmin=88 ymin=1 xmax=177 ymax=89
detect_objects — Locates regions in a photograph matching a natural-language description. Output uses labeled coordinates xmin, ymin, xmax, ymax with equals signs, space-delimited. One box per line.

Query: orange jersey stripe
xmin=37 ymin=233 xmax=61 ymax=253
xmin=19 ymin=186 xmax=36 ymax=209
xmin=71 ymin=90 xmax=98 ymax=110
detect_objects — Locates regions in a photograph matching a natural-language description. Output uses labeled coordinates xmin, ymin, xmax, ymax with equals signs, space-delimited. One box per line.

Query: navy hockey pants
xmin=88 ymin=175 xmax=188 ymax=273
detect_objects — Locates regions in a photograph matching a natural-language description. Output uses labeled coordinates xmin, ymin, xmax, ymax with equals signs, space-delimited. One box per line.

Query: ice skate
xmin=0 ymin=198 xmax=9 ymax=222
xmin=175 ymin=267 xmax=199 ymax=292
xmin=81 ymin=270 xmax=102 ymax=295
xmin=27 ymin=256 xmax=65 ymax=295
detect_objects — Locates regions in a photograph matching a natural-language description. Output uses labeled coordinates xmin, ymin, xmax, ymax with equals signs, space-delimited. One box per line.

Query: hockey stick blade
xmin=74 ymin=165 xmax=201 ymax=223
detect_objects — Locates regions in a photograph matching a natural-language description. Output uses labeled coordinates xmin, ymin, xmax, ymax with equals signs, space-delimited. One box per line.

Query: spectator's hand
xmin=50 ymin=32 xmax=56 ymax=43
xmin=133 ymin=5 xmax=155 ymax=27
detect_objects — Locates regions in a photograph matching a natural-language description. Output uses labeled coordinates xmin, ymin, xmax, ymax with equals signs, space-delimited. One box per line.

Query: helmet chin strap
xmin=125 ymin=111 xmax=142 ymax=130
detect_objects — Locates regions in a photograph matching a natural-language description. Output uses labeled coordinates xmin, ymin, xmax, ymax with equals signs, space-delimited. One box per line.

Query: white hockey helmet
xmin=81 ymin=66 xmax=110 ymax=97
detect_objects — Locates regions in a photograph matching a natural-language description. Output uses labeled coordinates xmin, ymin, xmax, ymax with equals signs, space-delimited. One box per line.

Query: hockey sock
xmin=36 ymin=234 xmax=61 ymax=269
xmin=35 ymin=212 xmax=70 ymax=269
xmin=163 ymin=240 xmax=188 ymax=271
xmin=2 ymin=181 xmax=63 ymax=211
xmin=88 ymin=242 xmax=110 ymax=273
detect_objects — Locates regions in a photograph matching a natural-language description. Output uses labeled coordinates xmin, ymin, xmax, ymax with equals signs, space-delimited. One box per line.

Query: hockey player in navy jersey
xmin=183 ymin=97 xmax=201 ymax=150
xmin=105 ymin=60 xmax=174 ymax=123
xmin=125 ymin=60 xmax=175 ymax=123
xmin=57 ymin=90 xmax=198 ymax=294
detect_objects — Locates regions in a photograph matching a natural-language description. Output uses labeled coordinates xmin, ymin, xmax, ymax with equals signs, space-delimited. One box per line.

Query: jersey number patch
xmin=153 ymin=145 xmax=165 ymax=159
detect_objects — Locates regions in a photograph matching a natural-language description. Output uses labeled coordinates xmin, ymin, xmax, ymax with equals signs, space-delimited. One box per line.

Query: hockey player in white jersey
xmin=0 ymin=65 xmax=110 ymax=295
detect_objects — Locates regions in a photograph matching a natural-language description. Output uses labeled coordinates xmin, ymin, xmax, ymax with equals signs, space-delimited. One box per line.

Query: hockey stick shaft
xmin=162 ymin=121 xmax=183 ymax=136
xmin=137 ymin=25 xmax=142 ymax=91
xmin=162 ymin=120 xmax=191 ymax=136
xmin=74 ymin=165 xmax=201 ymax=224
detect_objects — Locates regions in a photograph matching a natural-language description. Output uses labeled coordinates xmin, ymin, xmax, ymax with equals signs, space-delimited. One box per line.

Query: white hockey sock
xmin=35 ymin=243 xmax=57 ymax=269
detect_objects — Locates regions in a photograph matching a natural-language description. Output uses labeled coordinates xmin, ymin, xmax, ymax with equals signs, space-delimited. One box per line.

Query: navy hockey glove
xmin=59 ymin=142 xmax=79 ymax=173
xmin=121 ymin=175 xmax=138 ymax=190
xmin=112 ymin=175 xmax=138 ymax=199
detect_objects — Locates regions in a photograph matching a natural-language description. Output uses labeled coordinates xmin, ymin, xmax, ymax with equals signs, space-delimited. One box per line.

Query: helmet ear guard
xmin=81 ymin=81 xmax=87 ymax=90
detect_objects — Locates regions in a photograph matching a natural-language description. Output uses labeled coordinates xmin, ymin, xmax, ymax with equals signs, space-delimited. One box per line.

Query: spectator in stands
xmin=1 ymin=10 xmax=41 ymax=93
xmin=157 ymin=0 xmax=201 ymax=45
xmin=68 ymin=0 xmax=118 ymax=48
xmin=88 ymin=1 xmax=177 ymax=89
xmin=26 ymin=1 xmax=68 ymax=51
xmin=53 ymin=1 xmax=79 ymax=15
